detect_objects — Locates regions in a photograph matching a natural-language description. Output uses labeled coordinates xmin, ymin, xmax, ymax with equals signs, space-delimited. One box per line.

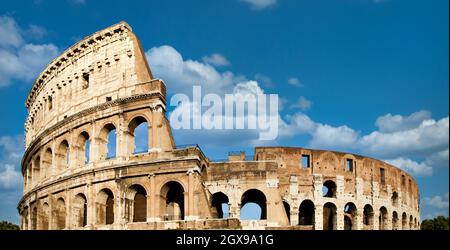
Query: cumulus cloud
xmin=240 ymin=0 xmax=277 ymax=10
xmin=385 ymin=157 xmax=433 ymax=177
xmin=424 ymin=193 xmax=449 ymax=210
xmin=0 ymin=135 xmax=24 ymax=191
xmin=290 ymin=96 xmax=312 ymax=111
xmin=0 ymin=15 xmax=59 ymax=87
xmin=287 ymin=77 xmax=302 ymax=87
xmin=146 ymin=45 xmax=243 ymax=95
xmin=202 ymin=53 xmax=230 ymax=67
xmin=375 ymin=110 xmax=432 ymax=133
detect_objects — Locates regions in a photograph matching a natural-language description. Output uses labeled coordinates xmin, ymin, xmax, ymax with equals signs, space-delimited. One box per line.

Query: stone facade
xmin=17 ymin=21 xmax=420 ymax=230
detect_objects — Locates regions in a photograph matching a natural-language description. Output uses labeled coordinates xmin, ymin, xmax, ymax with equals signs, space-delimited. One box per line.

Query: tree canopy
xmin=0 ymin=220 xmax=20 ymax=230
xmin=421 ymin=216 xmax=449 ymax=230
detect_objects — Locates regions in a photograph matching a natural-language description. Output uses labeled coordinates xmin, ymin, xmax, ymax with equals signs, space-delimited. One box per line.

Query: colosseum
xmin=17 ymin=21 xmax=420 ymax=230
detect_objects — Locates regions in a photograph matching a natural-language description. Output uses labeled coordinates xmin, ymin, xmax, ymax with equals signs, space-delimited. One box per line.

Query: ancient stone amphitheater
xmin=18 ymin=22 xmax=420 ymax=230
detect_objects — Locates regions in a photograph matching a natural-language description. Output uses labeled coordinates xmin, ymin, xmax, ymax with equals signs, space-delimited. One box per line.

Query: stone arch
xmin=42 ymin=148 xmax=52 ymax=179
xmin=76 ymin=131 xmax=90 ymax=165
xmin=127 ymin=184 xmax=148 ymax=222
xmin=363 ymin=204 xmax=374 ymax=229
xmin=317 ymin=151 xmax=340 ymax=173
xmin=240 ymin=189 xmax=267 ymax=220
xmin=323 ymin=202 xmax=337 ymax=230
xmin=409 ymin=215 xmax=413 ymax=229
xmin=391 ymin=192 xmax=399 ymax=207
xmin=22 ymin=206 xmax=29 ymax=230
xmin=322 ymin=180 xmax=337 ymax=198
xmin=392 ymin=211 xmax=399 ymax=230
xmin=33 ymin=156 xmax=41 ymax=185
xmin=127 ymin=116 xmax=149 ymax=154
xmin=414 ymin=217 xmax=417 ymax=229
xmin=31 ymin=205 xmax=38 ymax=230
xmin=298 ymin=199 xmax=315 ymax=226
xmin=72 ymin=193 xmax=88 ymax=228
xmin=402 ymin=212 xmax=407 ymax=229
xmin=40 ymin=202 xmax=50 ymax=230
xmin=344 ymin=202 xmax=357 ymax=230
xmin=98 ymin=123 xmax=117 ymax=160
xmin=54 ymin=198 xmax=66 ymax=230
xmin=211 ymin=192 xmax=229 ymax=219
xmin=160 ymin=181 xmax=185 ymax=220
xmin=56 ymin=140 xmax=70 ymax=171
xmin=282 ymin=200 xmax=291 ymax=224
xmin=379 ymin=206 xmax=388 ymax=230
xmin=96 ymin=188 xmax=115 ymax=225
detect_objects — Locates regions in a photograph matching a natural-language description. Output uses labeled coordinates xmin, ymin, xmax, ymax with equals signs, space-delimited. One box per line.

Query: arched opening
xmin=22 ymin=207 xmax=29 ymax=230
xmin=409 ymin=215 xmax=413 ymax=229
xmin=72 ymin=194 xmax=88 ymax=228
xmin=31 ymin=206 xmax=37 ymax=230
xmin=414 ymin=218 xmax=417 ymax=229
xmin=379 ymin=206 xmax=388 ymax=230
xmin=363 ymin=204 xmax=374 ymax=229
xmin=391 ymin=192 xmax=399 ymax=207
xmin=57 ymin=140 xmax=69 ymax=171
xmin=161 ymin=181 xmax=184 ymax=220
xmin=40 ymin=202 xmax=49 ymax=230
xmin=323 ymin=202 xmax=337 ymax=230
xmin=344 ymin=202 xmax=357 ymax=230
xmin=128 ymin=116 xmax=149 ymax=154
xmin=42 ymin=148 xmax=52 ymax=179
xmin=33 ymin=157 xmax=40 ymax=185
xmin=211 ymin=192 xmax=229 ymax=219
xmin=283 ymin=200 xmax=291 ymax=224
xmin=128 ymin=185 xmax=147 ymax=222
xmin=392 ymin=211 xmax=399 ymax=230
xmin=240 ymin=189 xmax=267 ymax=220
xmin=298 ymin=200 xmax=315 ymax=227
xmin=96 ymin=189 xmax=115 ymax=225
xmin=55 ymin=198 xmax=66 ymax=230
xmin=402 ymin=212 xmax=407 ymax=230
xmin=77 ymin=132 xmax=90 ymax=165
xmin=322 ymin=180 xmax=337 ymax=198
xmin=99 ymin=123 xmax=117 ymax=160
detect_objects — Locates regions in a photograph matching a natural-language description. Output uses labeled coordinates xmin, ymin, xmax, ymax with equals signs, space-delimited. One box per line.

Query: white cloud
xmin=287 ymin=77 xmax=302 ymax=87
xmin=424 ymin=193 xmax=449 ymax=210
xmin=240 ymin=0 xmax=277 ymax=10
xmin=0 ymin=164 xmax=22 ymax=189
xmin=202 ymin=53 xmax=230 ymax=67
xmin=0 ymin=15 xmax=59 ymax=87
xmin=146 ymin=45 xmax=242 ymax=95
xmin=309 ymin=124 xmax=359 ymax=149
xmin=290 ymin=96 xmax=312 ymax=111
xmin=360 ymin=117 xmax=449 ymax=158
xmin=0 ymin=16 xmax=23 ymax=48
xmin=385 ymin=157 xmax=433 ymax=177
xmin=375 ymin=110 xmax=432 ymax=133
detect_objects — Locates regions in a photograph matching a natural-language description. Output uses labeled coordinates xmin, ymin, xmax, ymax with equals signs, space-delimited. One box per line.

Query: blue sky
xmin=0 ymin=0 xmax=448 ymax=224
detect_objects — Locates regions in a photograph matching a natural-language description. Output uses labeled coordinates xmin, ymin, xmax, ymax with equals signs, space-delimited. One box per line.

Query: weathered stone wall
xmin=18 ymin=22 xmax=420 ymax=230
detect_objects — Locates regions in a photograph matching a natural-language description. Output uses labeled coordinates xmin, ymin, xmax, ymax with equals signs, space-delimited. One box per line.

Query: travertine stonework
xmin=18 ymin=22 xmax=420 ymax=230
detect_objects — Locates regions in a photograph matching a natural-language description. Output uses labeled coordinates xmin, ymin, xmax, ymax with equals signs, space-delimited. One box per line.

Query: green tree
xmin=0 ymin=220 xmax=20 ymax=230
xmin=421 ymin=216 xmax=449 ymax=230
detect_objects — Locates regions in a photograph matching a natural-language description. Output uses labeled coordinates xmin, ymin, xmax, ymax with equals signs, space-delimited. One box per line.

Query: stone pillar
xmin=185 ymin=168 xmax=198 ymax=221
xmin=290 ymin=209 xmax=299 ymax=226
xmin=336 ymin=176 xmax=344 ymax=200
xmin=148 ymin=173 xmax=156 ymax=222
xmin=355 ymin=209 xmax=363 ymax=230
xmin=336 ymin=209 xmax=344 ymax=230
xmin=314 ymin=205 xmax=323 ymax=230
xmin=373 ymin=209 xmax=380 ymax=230
xmin=313 ymin=174 xmax=323 ymax=199
xmin=65 ymin=191 xmax=71 ymax=229
xmin=87 ymin=182 xmax=95 ymax=226
xmin=117 ymin=113 xmax=128 ymax=158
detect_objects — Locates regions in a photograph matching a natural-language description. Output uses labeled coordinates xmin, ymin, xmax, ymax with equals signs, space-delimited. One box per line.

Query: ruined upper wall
xmin=24 ymin=21 xmax=155 ymax=147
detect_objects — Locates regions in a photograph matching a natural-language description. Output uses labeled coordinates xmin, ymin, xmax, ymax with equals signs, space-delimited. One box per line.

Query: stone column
xmin=65 ymin=191 xmax=71 ymax=229
xmin=290 ymin=209 xmax=299 ymax=226
xmin=336 ymin=209 xmax=344 ymax=230
xmin=314 ymin=205 xmax=323 ymax=230
xmin=373 ymin=210 xmax=380 ymax=230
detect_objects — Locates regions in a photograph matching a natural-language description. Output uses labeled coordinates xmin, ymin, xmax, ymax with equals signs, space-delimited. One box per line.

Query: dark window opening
xmin=82 ymin=73 xmax=89 ymax=89
xmin=301 ymin=155 xmax=310 ymax=169
xmin=48 ymin=96 xmax=53 ymax=110
xmin=380 ymin=168 xmax=386 ymax=185
xmin=345 ymin=159 xmax=353 ymax=172
xmin=106 ymin=96 xmax=112 ymax=102
xmin=322 ymin=180 xmax=337 ymax=198
xmin=401 ymin=175 xmax=406 ymax=186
